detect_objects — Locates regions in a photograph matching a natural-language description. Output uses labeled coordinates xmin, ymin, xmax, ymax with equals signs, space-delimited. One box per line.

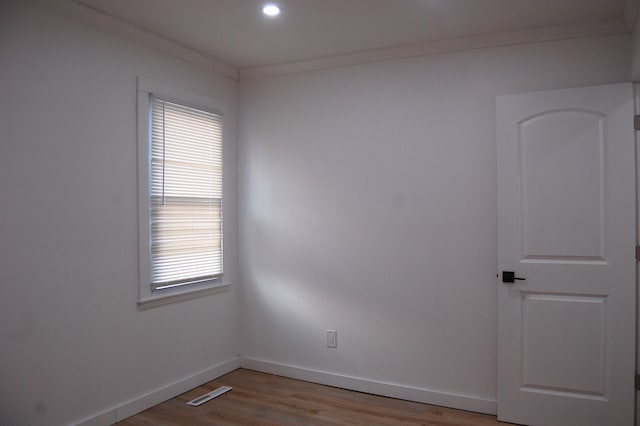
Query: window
xmin=137 ymin=78 xmax=228 ymax=308
xmin=149 ymin=97 xmax=223 ymax=290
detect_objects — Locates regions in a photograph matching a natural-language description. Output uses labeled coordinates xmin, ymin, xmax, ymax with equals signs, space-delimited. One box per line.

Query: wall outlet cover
xmin=326 ymin=329 xmax=337 ymax=348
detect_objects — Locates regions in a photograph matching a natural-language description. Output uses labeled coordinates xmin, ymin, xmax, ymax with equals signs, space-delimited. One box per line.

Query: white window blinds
xmin=150 ymin=97 xmax=223 ymax=290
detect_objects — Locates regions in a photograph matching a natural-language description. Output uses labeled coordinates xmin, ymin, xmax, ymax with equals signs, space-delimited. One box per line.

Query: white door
xmin=497 ymin=83 xmax=636 ymax=426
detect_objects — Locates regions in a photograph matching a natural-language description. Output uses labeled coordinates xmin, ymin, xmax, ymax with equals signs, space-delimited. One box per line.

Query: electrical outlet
xmin=326 ymin=329 xmax=337 ymax=348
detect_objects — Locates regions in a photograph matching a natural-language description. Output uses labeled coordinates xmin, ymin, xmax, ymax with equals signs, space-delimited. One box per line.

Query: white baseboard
xmin=71 ymin=357 xmax=240 ymax=426
xmin=240 ymin=356 xmax=497 ymax=415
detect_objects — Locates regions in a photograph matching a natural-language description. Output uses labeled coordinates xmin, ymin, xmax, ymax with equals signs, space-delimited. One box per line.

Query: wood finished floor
xmin=117 ymin=369 xmax=512 ymax=425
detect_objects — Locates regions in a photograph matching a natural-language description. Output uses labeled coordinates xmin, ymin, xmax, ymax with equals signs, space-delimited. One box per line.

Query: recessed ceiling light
xmin=262 ymin=4 xmax=280 ymax=17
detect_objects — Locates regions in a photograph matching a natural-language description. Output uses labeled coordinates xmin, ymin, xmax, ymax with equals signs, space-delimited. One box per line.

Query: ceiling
xmin=74 ymin=0 xmax=631 ymax=69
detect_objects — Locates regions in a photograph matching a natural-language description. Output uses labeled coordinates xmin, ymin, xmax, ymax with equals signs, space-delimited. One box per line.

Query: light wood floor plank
xmin=116 ymin=369 xmax=513 ymax=425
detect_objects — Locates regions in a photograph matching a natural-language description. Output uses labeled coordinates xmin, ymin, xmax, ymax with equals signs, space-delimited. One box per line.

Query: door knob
xmin=502 ymin=271 xmax=525 ymax=283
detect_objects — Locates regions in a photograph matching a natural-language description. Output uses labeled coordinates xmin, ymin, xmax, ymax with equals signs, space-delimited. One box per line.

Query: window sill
xmin=137 ymin=282 xmax=231 ymax=310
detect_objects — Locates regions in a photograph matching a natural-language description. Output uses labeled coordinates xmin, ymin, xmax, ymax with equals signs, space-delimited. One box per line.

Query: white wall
xmin=238 ymin=35 xmax=631 ymax=409
xmin=0 ymin=1 xmax=238 ymax=425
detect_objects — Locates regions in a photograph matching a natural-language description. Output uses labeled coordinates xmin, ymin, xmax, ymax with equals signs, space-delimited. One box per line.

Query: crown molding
xmin=239 ymin=19 xmax=629 ymax=80
xmin=624 ymin=0 xmax=640 ymax=30
xmin=33 ymin=0 xmax=239 ymax=81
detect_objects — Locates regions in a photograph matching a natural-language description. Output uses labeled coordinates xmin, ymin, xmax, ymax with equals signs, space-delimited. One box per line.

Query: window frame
xmin=137 ymin=77 xmax=230 ymax=309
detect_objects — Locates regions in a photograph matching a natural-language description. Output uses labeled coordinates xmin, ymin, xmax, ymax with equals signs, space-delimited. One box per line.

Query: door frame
xmin=634 ymin=83 xmax=640 ymax=426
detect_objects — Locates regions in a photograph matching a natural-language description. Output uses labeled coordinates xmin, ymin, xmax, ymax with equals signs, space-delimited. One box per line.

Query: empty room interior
xmin=3 ymin=0 xmax=640 ymax=425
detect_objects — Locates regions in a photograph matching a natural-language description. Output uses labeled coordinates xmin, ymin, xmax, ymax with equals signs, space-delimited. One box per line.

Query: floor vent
xmin=186 ymin=386 xmax=232 ymax=406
